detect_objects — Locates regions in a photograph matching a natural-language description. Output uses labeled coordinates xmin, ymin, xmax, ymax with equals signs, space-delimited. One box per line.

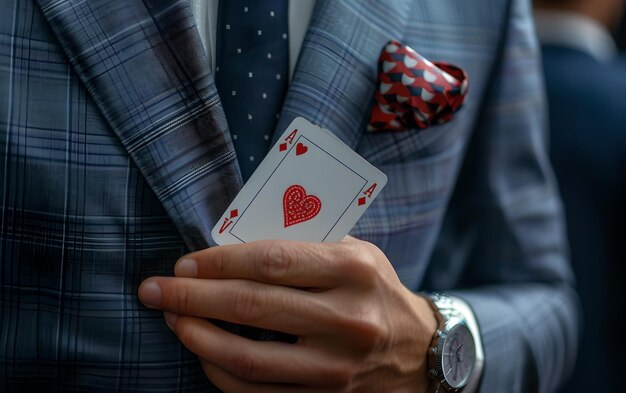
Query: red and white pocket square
xmin=368 ymin=40 xmax=469 ymax=132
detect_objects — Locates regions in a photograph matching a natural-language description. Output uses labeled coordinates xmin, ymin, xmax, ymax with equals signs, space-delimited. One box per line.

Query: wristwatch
xmin=423 ymin=293 xmax=484 ymax=393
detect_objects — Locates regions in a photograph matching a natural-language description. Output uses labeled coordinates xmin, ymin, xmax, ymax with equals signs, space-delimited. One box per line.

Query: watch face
xmin=441 ymin=323 xmax=475 ymax=389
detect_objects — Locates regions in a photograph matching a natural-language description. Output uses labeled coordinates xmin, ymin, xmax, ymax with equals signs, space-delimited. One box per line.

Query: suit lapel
xmin=273 ymin=0 xmax=412 ymax=150
xmin=36 ymin=0 xmax=241 ymax=250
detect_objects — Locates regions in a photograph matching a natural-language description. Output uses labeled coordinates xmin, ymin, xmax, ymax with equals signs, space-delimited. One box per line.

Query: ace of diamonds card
xmin=211 ymin=118 xmax=387 ymax=245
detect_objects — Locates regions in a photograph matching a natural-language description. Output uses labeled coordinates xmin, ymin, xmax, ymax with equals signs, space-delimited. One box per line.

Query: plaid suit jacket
xmin=0 ymin=0 xmax=579 ymax=392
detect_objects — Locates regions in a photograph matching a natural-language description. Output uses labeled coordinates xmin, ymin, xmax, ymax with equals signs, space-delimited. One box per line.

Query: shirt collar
xmin=534 ymin=10 xmax=618 ymax=62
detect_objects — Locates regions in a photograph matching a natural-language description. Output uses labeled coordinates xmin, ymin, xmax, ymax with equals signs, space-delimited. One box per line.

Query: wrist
xmin=410 ymin=290 xmax=439 ymax=354
xmin=413 ymin=292 xmax=440 ymax=338
xmin=405 ymin=290 xmax=439 ymax=392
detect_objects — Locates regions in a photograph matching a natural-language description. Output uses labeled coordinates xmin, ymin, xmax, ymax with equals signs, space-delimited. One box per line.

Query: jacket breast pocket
xmin=356 ymin=104 xmax=471 ymax=167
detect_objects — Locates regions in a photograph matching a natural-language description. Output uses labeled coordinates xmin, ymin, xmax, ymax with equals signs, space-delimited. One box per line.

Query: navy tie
xmin=216 ymin=0 xmax=289 ymax=181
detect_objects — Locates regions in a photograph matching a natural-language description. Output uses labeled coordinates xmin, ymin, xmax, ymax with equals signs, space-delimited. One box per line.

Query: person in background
xmin=534 ymin=1 xmax=626 ymax=392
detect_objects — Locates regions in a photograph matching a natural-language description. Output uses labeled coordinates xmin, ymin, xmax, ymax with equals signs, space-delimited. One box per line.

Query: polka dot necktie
xmin=215 ymin=0 xmax=289 ymax=181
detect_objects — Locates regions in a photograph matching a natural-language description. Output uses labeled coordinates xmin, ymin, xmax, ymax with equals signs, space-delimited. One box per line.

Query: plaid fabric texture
xmin=0 ymin=0 xmax=578 ymax=392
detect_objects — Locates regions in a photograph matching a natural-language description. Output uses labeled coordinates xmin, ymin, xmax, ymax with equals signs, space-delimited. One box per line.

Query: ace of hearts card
xmin=211 ymin=118 xmax=387 ymax=245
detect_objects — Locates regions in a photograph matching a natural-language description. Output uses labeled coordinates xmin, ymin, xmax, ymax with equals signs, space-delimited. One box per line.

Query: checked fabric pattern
xmin=368 ymin=40 xmax=469 ymax=132
xmin=0 ymin=1 xmax=578 ymax=392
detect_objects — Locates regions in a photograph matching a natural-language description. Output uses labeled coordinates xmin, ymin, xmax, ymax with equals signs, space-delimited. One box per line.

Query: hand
xmin=138 ymin=237 xmax=438 ymax=392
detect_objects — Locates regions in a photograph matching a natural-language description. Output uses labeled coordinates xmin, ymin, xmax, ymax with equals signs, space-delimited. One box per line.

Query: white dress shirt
xmin=534 ymin=10 xmax=618 ymax=62
xmin=190 ymin=0 xmax=317 ymax=79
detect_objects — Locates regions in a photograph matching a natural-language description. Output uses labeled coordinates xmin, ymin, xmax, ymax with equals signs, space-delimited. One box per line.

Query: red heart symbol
xmin=283 ymin=185 xmax=322 ymax=228
xmin=296 ymin=143 xmax=308 ymax=156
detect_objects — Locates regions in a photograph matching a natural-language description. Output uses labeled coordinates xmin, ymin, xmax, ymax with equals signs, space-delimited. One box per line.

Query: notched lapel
xmin=36 ymin=0 xmax=242 ymax=250
xmin=273 ymin=0 xmax=412 ymax=151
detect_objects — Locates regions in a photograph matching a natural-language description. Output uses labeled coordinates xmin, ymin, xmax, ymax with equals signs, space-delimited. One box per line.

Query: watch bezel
xmin=436 ymin=320 xmax=475 ymax=389
xmin=426 ymin=295 xmax=478 ymax=393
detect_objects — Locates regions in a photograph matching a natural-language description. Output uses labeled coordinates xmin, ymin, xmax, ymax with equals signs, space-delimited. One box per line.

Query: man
xmin=535 ymin=1 xmax=626 ymax=391
xmin=0 ymin=0 xmax=577 ymax=392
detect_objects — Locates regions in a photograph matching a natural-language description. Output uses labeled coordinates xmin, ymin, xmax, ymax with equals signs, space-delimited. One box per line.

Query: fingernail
xmin=138 ymin=281 xmax=162 ymax=307
xmin=163 ymin=311 xmax=178 ymax=331
xmin=175 ymin=258 xmax=197 ymax=278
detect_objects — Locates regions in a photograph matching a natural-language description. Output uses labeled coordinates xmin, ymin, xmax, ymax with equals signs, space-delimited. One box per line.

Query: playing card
xmin=211 ymin=117 xmax=387 ymax=245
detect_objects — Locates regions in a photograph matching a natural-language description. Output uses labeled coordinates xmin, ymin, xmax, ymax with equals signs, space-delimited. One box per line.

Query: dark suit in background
xmin=538 ymin=12 xmax=626 ymax=392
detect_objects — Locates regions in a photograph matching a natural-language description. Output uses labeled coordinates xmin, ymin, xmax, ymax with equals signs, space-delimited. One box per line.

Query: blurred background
xmin=618 ymin=18 xmax=626 ymax=48
xmin=533 ymin=1 xmax=625 ymax=392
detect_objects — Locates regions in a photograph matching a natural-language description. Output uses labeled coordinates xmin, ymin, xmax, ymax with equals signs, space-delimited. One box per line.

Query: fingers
xmin=138 ymin=277 xmax=339 ymax=335
xmin=168 ymin=314 xmax=351 ymax=389
xmin=175 ymin=240 xmax=359 ymax=289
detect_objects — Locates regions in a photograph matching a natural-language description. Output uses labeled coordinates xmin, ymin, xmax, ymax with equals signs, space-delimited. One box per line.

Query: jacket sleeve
xmin=426 ymin=0 xmax=580 ymax=391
